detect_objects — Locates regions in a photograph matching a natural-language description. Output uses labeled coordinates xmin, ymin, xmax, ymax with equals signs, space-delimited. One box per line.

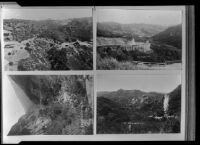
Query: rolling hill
xmin=152 ymin=24 xmax=182 ymax=49
xmin=97 ymin=22 xmax=166 ymax=39
xmin=98 ymin=89 xmax=164 ymax=107
xmin=4 ymin=17 xmax=93 ymax=42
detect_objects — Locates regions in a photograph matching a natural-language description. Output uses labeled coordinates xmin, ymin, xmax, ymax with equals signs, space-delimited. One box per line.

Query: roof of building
xmin=73 ymin=40 xmax=90 ymax=46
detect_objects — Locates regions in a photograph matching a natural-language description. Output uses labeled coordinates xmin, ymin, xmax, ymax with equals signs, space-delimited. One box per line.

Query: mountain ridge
xmin=97 ymin=21 xmax=167 ymax=38
xmin=152 ymin=24 xmax=182 ymax=49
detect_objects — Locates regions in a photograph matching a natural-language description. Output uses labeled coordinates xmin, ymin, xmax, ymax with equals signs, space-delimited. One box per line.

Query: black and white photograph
xmin=3 ymin=8 xmax=93 ymax=71
xmin=97 ymin=74 xmax=181 ymax=134
xmin=1 ymin=4 xmax=194 ymax=143
xmin=3 ymin=75 xmax=94 ymax=135
xmin=96 ymin=9 xmax=182 ymax=70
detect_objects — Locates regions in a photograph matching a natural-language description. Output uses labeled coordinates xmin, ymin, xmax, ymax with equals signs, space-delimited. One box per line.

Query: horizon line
xmin=3 ymin=16 xmax=92 ymax=21
xmin=97 ymin=84 xmax=181 ymax=94
xmin=97 ymin=21 xmax=182 ymax=27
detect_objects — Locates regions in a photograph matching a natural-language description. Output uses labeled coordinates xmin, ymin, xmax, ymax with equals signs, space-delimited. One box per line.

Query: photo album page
xmin=1 ymin=4 xmax=186 ymax=143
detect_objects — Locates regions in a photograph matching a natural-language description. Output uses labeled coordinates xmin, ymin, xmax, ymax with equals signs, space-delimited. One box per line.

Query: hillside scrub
xmin=97 ymin=56 xmax=141 ymax=70
xmin=97 ymin=22 xmax=166 ymax=38
xmin=47 ymin=45 xmax=93 ymax=70
xmin=8 ymin=75 xmax=93 ymax=135
xmin=97 ymin=86 xmax=181 ymax=134
xmin=4 ymin=18 xmax=93 ymax=71
xmin=97 ymin=43 xmax=181 ymax=63
xmin=152 ymin=24 xmax=182 ymax=49
xmin=4 ymin=17 xmax=92 ymax=43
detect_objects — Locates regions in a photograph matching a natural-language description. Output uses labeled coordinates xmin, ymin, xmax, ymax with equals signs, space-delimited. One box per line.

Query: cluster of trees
xmin=47 ymin=45 xmax=93 ymax=70
xmin=97 ymin=95 xmax=165 ymax=134
xmin=150 ymin=43 xmax=181 ymax=62
xmin=97 ymin=97 xmax=130 ymax=134
xmin=18 ymin=42 xmax=93 ymax=71
xmin=97 ymin=43 xmax=181 ymax=63
xmin=47 ymin=47 xmax=71 ymax=70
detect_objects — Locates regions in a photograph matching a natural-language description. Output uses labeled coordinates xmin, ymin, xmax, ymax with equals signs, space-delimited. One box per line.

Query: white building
xmin=125 ymin=38 xmax=151 ymax=52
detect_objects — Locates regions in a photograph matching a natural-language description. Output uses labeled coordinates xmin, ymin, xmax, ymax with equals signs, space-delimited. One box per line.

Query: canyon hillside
xmin=8 ymin=75 xmax=93 ymax=135
xmin=97 ymin=85 xmax=181 ymax=134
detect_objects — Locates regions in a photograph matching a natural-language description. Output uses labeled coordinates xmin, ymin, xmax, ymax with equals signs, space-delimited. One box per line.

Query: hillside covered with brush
xmin=4 ymin=18 xmax=93 ymax=71
xmin=8 ymin=75 xmax=93 ymax=135
xmin=97 ymin=22 xmax=166 ymax=38
xmin=4 ymin=17 xmax=92 ymax=42
xmin=97 ymin=85 xmax=181 ymax=134
xmin=152 ymin=24 xmax=182 ymax=49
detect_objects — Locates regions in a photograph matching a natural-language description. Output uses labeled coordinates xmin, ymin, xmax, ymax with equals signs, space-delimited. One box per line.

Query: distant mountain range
xmin=97 ymin=22 xmax=182 ymax=49
xmin=4 ymin=17 xmax=93 ymax=42
xmin=98 ymin=89 xmax=164 ymax=108
xmin=98 ymin=85 xmax=181 ymax=116
xmin=97 ymin=22 xmax=167 ymax=39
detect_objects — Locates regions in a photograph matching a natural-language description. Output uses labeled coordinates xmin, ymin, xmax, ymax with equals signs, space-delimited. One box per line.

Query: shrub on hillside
xmin=97 ymin=56 xmax=140 ymax=70
xmin=47 ymin=45 xmax=92 ymax=70
xmin=97 ymin=42 xmax=181 ymax=64
xmin=47 ymin=47 xmax=70 ymax=70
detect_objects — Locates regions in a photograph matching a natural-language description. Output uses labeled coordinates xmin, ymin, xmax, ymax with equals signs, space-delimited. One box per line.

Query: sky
xmin=3 ymin=75 xmax=26 ymax=136
xmin=97 ymin=9 xmax=182 ymax=26
xmin=97 ymin=74 xmax=181 ymax=93
xmin=3 ymin=8 xmax=92 ymax=20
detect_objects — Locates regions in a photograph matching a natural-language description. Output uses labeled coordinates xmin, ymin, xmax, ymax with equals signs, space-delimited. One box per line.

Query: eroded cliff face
xmin=8 ymin=75 xmax=93 ymax=135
